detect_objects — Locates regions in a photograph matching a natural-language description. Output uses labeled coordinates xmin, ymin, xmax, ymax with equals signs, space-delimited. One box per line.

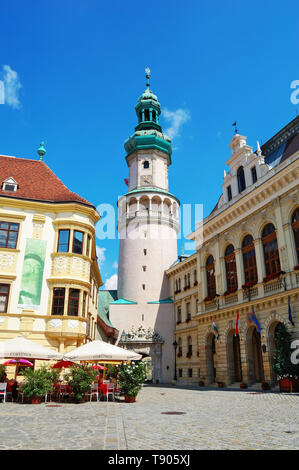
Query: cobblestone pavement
xmin=0 ymin=385 xmax=298 ymax=450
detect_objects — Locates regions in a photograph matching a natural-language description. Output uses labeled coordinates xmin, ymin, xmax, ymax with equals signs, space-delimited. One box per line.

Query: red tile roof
xmin=0 ymin=155 xmax=94 ymax=208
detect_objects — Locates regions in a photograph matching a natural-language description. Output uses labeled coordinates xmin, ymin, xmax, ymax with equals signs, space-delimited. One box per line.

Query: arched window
xmin=225 ymin=244 xmax=238 ymax=292
xmin=242 ymin=235 xmax=258 ymax=284
xmin=237 ymin=166 xmax=246 ymax=193
xmin=144 ymin=109 xmax=150 ymax=121
xmin=291 ymin=208 xmax=299 ymax=265
xmin=177 ymin=306 xmax=182 ymax=324
xmin=206 ymin=255 xmax=216 ymax=298
xmin=262 ymin=223 xmax=281 ymax=276
xmin=152 ymin=110 xmax=156 ymax=122
xmin=143 ymin=160 xmax=149 ymax=169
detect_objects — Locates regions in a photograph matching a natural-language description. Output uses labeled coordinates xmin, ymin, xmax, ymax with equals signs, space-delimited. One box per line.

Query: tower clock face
xmin=141 ymin=175 xmax=152 ymax=185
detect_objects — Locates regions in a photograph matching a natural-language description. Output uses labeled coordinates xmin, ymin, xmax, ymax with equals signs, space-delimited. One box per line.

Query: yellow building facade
xmin=167 ymin=116 xmax=299 ymax=388
xmin=0 ymin=150 xmax=103 ymax=371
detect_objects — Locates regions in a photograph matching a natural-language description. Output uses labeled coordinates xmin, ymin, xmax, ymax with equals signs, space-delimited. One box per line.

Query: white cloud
xmin=1 ymin=65 xmax=22 ymax=109
xmin=105 ymin=273 xmax=118 ymax=290
xmin=112 ymin=261 xmax=118 ymax=269
xmin=163 ymin=108 xmax=190 ymax=140
xmin=96 ymin=246 xmax=106 ymax=266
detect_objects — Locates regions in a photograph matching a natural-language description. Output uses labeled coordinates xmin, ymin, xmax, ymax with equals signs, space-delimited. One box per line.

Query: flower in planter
xmin=117 ymin=361 xmax=147 ymax=400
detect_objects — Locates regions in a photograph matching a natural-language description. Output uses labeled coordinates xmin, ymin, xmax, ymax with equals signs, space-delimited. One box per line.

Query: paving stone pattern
xmin=0 ymin=385 xmax=298 ymax=450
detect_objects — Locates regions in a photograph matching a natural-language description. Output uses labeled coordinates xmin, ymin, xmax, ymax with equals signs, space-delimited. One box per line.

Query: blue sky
xmin=0 ymin=1 xmax=298 ymax=289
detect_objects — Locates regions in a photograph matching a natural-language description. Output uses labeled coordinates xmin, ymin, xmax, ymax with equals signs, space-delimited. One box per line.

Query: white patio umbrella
xmin=63 ymin=340 xmax=142 ymax=362
xmin=0 ymin=336 xmax=63 ymax=360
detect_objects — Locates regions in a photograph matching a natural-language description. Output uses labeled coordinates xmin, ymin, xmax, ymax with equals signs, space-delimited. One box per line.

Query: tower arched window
xmin=291 ymin=208 xmax=299 ymax=265
xmin=237 ymin=166 xmax=246 ymax=193
xmin=242 ymin=235 xmax=258 ymax=285
xmin=152 ymin=110 xmax=156 ymax=122
xmin=144 ymin=109 xmax=150 ymax=121
xmin=224 ymin=244 xmax=238 ymax=292
xmin=262 ymin=223 xmax=281 ymax=276
xmin=206 ymin=255 xmax=216 ymax=298
xmin=143 ymin=160 xmax=149 ymax=169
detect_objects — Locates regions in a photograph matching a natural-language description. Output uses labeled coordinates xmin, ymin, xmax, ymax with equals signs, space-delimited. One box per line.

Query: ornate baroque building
xmin=167 ymin=116 xmax=299 ymax=387
xmin=101 ymin=71 xmax=180 ymax=383
xmin=0 ymin=143 xmax=113 ymax=370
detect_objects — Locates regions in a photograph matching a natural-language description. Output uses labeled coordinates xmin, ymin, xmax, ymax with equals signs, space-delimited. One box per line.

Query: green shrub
xmin=20 ymin=366 xmax=59 ymax=398
xmin=273 ymin=323 xmax=299 ymax=379
xmin=64 ymin=364 xmax=97 ymax=402
xmin=117 ymin=361 xmax=146 ymax=399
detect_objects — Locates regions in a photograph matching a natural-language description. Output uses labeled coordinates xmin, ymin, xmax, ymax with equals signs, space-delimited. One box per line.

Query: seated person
xmin=0 ymin=372 xmax=9 ymax=383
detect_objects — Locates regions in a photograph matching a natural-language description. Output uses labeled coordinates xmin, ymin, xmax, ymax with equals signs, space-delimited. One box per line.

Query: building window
xmin=72 ymin=230 xmax=84 ymax=255
xmin=242 ymin=235 xmax=258 ymax=284
xmin=0 ymin=284 xmax=10 ymax=313
xmin=194 ymin=269 xmax=197 ymax=284
xmin=57 ymin=229 xmax=70 ymax=253
xmin=0 ymin=222 xmax=19 ymax=249
xmin=227 ymin=185 xmax=232 ymax=201
xmin=68 ymin=288 xmax=80 ymax=316
xmin=186 ymin=302 xmax=191 ymax=321
xmin=187 ymin=337 xmax=192 ymax=357
xmin=86 ymin=234 xmax=91 ymax=257
xmin=178 ymin=369 xmax=182 ymax=378
xmin=142 ymin=266 xmax=147 ymax=272
xmin=237 ymin=166 xmax=246 ymax=193
xmin=262 ymin=223 xmax=281 ymax=276
xmin=143 ymin=161 xmax=149 ymax=169
xmin=178 ymin=337 xmax=182 ymax=357
xmin=225 ymin=244 xmax=238 ymax=292
xmin=251 ymin=166 xmax=257 ymax=184
xmin=291 ymin=208 xmax=299 ymax=265
xmin=144 ymin=109 xmax=150 ymax=121
xmin=177 ymin=306 xmax=182 ymax=323
xmin=188 ymin=368 xmax=193 ymax=378
xmin=142 ymin=284 xmax=146 ymax=290
xmin=82 ymin=291 xmax=87 ymax=317
xmin=143 ymin=249 xmax=147 ymax=255
xmin=52 ymin=288 xmax=65 ymax=316
xmin=206 ymin=255 xmax=216 ymax=298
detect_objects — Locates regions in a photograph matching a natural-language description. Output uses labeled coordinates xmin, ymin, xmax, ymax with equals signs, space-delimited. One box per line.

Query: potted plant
xmin=64 ymin=364 xmax=97 ymax=403
xmin=261 ymin=381 xmax=270 ymax=391
xmin=273 ymin=323 xmax=299 ymax=392
xmin=240 ymin=382 xmax=248 ymax=389
xmin=19 ymin=366 xmax=59 ymax=404
xmin=117 ymin=361 xmax=146 ymax=402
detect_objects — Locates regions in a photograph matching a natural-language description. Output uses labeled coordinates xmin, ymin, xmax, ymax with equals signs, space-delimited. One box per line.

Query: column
xmin=254 ymin=238 xmax=265 ymax=283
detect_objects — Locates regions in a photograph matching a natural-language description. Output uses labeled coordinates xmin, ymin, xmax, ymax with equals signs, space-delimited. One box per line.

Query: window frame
xmin=206 ymin=255 xmax=216 ymax=298
xmin=57 ymin=229 xmax=70 ymax=253
xmin=224 ymin=244 xmax=238 ymax=292
xmin=67 ymin=288 xmax=80 ymax=316
xmin=51 ymin=287 xmax=66 ymax=316
xmin=242 ymin=235 xmax=258 ymax=284
xmin=72 ymin=230 xmax=84 ymax=255
xmin=0 ymin=221 xmax=20 ymax=249
xmin=291 ymin=208 xmax=299 ymax=265
xmin=262 ymin=224 xmax=281 ymax=276
xmin=0 ymin=283 xmax=10 ymax=313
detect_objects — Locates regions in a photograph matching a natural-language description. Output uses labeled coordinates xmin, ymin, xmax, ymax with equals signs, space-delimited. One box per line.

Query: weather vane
xmin=145 ymin=67 xmax=151 ymax=88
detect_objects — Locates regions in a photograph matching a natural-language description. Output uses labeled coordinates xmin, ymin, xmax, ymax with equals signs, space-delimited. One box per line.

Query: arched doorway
xmin=227 ymin=330 xmax=242 ymax=383
xmin=246 ymin=325 xmax=264 ymax=383
xmin=206 ymin=333 xmax=216 ymax=383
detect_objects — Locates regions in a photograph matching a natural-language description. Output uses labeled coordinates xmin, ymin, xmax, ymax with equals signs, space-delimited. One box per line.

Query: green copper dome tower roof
xmin=124 ymin=68 xmax=172 ymax=158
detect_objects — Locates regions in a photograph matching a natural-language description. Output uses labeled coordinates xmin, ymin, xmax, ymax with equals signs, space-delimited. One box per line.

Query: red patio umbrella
xmin=51 ymin=360 xmax=74 ymax=369
xmin=92 ymin=364 xmax=107 ymax=370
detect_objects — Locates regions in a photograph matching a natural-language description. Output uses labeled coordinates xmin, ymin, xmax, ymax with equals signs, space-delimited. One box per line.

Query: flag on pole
xmin=235 ymin=311 xmax=240 ymax=336
xmin=212 ymin=317 xmax=219 ymax=339
xmin=250 ymin=306 xmax=261 ymax=333
xmin=288 ymin=296 xmax=295 ymax=327
xmin=124 ymin=178 xmax=129 ymax=186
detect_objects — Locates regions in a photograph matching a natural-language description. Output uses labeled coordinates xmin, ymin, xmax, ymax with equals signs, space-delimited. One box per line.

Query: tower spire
xmin=145 ymin=67 xmax=151 ymax=89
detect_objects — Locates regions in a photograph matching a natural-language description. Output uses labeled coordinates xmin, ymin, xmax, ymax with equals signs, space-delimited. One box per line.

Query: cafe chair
xmin=0 ymin=383 xmax=7 ymax=403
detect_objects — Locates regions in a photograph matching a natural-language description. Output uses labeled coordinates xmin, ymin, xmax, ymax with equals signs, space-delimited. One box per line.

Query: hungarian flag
xmin=288 ymin=296 xmax=295 ymax=327
xmin=212 ymin=317 xmax=219 ymax=339
xmin=235 ymin=311 xmax=240 ymax=336
xmin=124 ymin=178 xmax=129 ymax=186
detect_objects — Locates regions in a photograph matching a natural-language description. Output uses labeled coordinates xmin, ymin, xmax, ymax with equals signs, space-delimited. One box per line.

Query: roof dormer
xmin=2 ymin=177 xmax=18 ymax=192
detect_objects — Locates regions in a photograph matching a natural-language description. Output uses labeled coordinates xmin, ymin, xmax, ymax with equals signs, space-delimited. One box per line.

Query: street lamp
xmin=173 ymin=340 xmax=178 ymax=381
